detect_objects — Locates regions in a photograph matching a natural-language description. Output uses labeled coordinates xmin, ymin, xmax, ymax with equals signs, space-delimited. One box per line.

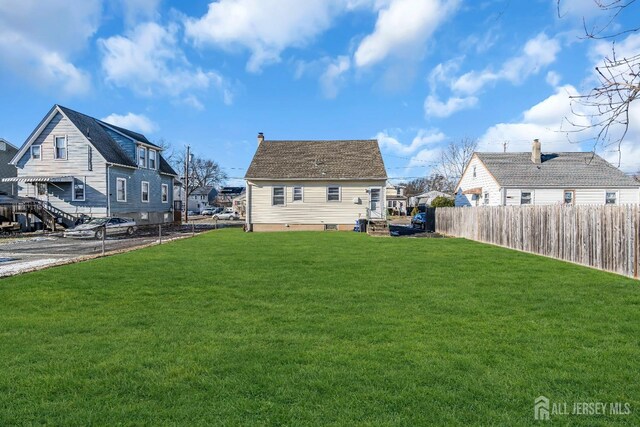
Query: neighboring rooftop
xmin=245 ymin=139 xmax=387 ymax=180
xmin=475 ymin=152 xmax=638 ymax=188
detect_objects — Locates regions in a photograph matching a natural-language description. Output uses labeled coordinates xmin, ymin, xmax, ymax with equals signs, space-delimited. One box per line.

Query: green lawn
xmin=1 ymin=229 xmax=639 ymax=425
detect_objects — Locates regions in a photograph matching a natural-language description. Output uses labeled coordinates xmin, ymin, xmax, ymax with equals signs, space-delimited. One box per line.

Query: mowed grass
xmin=1 ymin=229 xmax=639 ymax=426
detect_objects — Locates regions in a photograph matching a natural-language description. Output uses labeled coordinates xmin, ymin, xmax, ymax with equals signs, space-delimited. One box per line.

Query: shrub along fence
xmin=435 ymin=205 xmax=640 ymax=279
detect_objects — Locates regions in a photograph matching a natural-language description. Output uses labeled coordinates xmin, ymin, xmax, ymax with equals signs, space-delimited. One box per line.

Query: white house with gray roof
xmin=244 ymin=133 xmax=388 ymax=231
xmin=456 ymin=139 xmax=640 ymax=207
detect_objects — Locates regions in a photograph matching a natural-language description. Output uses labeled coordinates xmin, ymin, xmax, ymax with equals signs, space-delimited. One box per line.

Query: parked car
xmin=201 ymin=207 xmax=224 ymax=216
xmin=64 ymin=217 xmax=137 ymax=239
xmin=411 ymin=212 xmax=427 ymax=230
xmin=212 ymin=211 xmax=239 ymax=220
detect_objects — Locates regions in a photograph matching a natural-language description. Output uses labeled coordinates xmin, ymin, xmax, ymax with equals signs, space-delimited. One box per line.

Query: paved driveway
xmin=0 ymin=224 xmax=224 ymax=277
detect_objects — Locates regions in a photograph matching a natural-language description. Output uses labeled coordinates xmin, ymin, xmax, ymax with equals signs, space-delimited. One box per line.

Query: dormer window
xmin=148 ymin=150 xmax=157 ymax=169
xmin=138 ymin=146 xmax=147 ymax=168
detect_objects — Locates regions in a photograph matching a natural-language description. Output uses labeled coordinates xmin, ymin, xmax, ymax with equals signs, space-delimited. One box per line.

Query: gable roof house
xmin=0 ymin=138 xmax=18 ymax=195
xmin=4 ymin=105 xmax=178 ymax=228
xmin=244 ymin=133 xmax=387 ymax=231
xmin=456 ymin=139 xmax=640 ymax=207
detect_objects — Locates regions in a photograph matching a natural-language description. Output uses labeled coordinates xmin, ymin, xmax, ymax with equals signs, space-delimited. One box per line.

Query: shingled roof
xmin=57 ymin=105 xmax=176 ymax=175
xmin=475 ymin=152 xmax=638 ymax=188
xmin=245 ymin=140 xmax=387 ymax=180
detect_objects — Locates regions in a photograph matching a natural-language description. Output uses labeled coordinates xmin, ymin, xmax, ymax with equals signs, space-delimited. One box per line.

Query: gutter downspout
xmin=246 ymin=181 xmax=252 ymax=232
xmin=106 ymin=164 xmax=111 ymax=216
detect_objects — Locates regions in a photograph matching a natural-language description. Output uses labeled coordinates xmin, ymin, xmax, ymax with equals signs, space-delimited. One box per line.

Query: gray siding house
xmin=0 ymin=138 xmax=18 ymax=195
xmin=5 ymin=105 xmax=178 ymax=226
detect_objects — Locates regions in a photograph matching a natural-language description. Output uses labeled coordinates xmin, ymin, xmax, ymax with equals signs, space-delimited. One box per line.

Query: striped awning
xmin=2 ymin=176 xmax=74 ymax=183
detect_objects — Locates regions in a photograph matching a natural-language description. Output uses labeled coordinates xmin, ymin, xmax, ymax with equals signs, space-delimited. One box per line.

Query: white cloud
xmin=377 ymin=128 xmax=446 ymax=155
xmin=320 ymin=56 xmax=351 ymax=98
xmin=0 ymin=0 xmax=99 ymax=95
xmin=117 ymin=0 xmax=161 ymax=26
xmin=354 ymin=0 xmax=459 ymax=68
xmin=478 ymin=85 xmax=589 ymax=153
xmin=546 ymin=71 xmax=561 ymax=87
xmin=101 ymin=112 xmax=158 ymax=134
xmin=428 ymin=57 xmax=463 ymax=92
xmin=185 ymin=0 xmax=344 ymax=73
xmin=99 ymin=22 xmax=233 ymax=106
xmin=452 ymin=33 xmax=561 ymax=95
xmin=424 ymin=94 xmax=478 ymax=118
xmin=407 ymin=147 xmax=442 ymax=168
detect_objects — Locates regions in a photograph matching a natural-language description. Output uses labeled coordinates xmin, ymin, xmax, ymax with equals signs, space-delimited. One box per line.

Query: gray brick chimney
xmin=531 ymin=138 xmax=541 ymax=164
xmin=257 ymin=132 xmax=264 ymax=146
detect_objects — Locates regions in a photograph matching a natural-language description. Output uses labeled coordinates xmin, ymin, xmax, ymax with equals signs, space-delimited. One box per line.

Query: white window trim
xmin=30 ymin=145 xmax=42 ymax=160
xmin=520 ymin=190 xmax=533 ymax=205
xmin=605 ymin=190 xmax=618 ymax=205
xmin=53 ymin=135 xmax=68 ymax=161
xmin=161 ymin=184 xmax=169 ymax=203
xmin=292 ymin=186 xmax=303 ymax=202
xmin=116 ymin=178 xmax=127 ymax=202
xmin=148 ymin=150 xmax=157 ymax=170
xmin=327 ymin=185 xmax=341 ymax=202
xmin=563 ymin=189 xmax=575 ymax=205
xmin=72 ymin=177 xmax=86 ymax=202
xmin=272 ymin=185 xmax=286 ymax=206
xmin=138 ymin=146 xmax=147 ymax=169
xmin=141 ymin=181 xmax=150 ymax=203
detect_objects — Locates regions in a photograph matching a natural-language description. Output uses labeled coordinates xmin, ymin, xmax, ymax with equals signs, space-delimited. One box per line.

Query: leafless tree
xmin=154 ymin=138 xmax=227 ymax=197
xmin=402 ymin=178 xmax=429 ymax=197
xmin=186 ymin=156 xmax=227 ymax=198
xmin=559 ymin=1 xmax=639 ymax=159
xmin=435 ymin=138 xmax=478 ymax=186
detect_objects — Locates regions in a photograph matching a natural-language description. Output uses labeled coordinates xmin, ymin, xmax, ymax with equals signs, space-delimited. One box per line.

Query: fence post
xmin=101 ymin=224 xmax=106 ymax=256
xmin=159 ymin=224 xmax=162 ymax=245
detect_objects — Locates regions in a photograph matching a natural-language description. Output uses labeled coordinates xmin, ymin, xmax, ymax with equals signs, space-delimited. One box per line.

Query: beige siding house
xmin=245 ymin=134 xmax=387 ymax=231
xmin=456 ymin=140 xmax=640 ymax=207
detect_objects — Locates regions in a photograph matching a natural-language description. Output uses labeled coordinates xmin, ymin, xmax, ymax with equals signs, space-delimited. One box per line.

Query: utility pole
xmin=185 ymin=145 xmax=190 ymax=224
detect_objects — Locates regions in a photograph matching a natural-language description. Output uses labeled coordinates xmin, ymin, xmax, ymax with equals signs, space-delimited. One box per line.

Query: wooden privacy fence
xmin=435 ymin=205 xmax=640 ymax=279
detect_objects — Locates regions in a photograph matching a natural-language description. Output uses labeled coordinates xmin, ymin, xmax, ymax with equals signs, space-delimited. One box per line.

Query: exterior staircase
xmin=367 ymin=220 xmax=390 ymax=237
xmin=19 ymin=199 xmax=79 ymax=231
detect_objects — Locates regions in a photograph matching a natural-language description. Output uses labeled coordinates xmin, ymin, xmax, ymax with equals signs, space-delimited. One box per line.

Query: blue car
xmin=411 ymin=212 xmax=427 ymax=230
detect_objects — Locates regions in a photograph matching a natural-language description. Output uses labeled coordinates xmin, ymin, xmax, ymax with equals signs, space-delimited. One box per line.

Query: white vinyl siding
xmin=116 ymin=178 xmax=127 ymax=202
xmin=15 ymin=112 xmax=109 ymax=217
xmin=249 ymin=180 xmax=386 ymax=225
xmin=455 ymin=155 xmax=501 ymax=207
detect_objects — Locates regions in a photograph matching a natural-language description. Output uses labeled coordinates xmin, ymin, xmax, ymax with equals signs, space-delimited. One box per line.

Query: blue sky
xmin=0 ymin=0 xmax=638 ymax=184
